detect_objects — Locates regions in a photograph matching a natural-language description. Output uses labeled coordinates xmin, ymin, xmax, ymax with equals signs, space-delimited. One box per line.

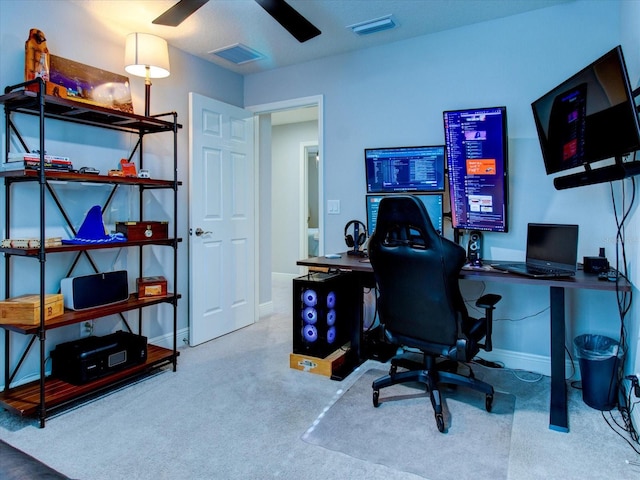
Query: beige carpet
xmin=302 ymin=368 xmax=516 ymax=480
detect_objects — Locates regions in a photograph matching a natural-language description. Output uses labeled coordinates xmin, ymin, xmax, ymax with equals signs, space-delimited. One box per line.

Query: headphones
xmin=344 ymin=220 xmax=367 ymax=248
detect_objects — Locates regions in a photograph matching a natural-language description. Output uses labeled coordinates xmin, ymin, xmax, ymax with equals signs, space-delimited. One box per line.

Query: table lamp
xmin=124 ymin=33 xmax=170 ymax=116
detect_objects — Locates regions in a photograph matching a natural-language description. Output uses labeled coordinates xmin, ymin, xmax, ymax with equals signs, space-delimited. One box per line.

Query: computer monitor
xmin=531 ymin=45 xmax=640 ymax=189
xmin=366 ymin=194 xmax=444 ymax=236
xmin=364 ymin=145 xmax=446 ymax=194
xmin=443 ymin=106 xmax=509 ymax=233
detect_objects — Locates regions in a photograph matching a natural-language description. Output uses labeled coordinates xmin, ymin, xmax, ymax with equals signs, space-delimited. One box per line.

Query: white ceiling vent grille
xmin=210 ymin=44 xmax=264 ymax=65
xmin=347 ymin=15 xmax=396 ymax=36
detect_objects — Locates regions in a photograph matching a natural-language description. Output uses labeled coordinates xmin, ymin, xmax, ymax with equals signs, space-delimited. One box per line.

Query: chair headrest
xmin=372 ymin=195 xmax=439 ymax=249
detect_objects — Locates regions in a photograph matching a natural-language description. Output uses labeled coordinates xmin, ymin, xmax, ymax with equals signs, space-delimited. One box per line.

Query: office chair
xmin=367 ymin=195 xmax=501 ymax=433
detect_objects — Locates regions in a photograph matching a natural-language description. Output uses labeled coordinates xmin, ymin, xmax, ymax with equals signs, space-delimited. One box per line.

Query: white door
xmin=188 ymin=93 xmax=255 ymax=346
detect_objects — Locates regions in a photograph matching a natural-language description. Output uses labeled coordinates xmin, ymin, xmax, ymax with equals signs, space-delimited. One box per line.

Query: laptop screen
xmin=526 ymin=223 xmax=579 ymax=269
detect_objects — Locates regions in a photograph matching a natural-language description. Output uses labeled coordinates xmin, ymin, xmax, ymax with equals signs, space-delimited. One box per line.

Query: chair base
xmin=371 ymin=357 xmax=494 ymax=433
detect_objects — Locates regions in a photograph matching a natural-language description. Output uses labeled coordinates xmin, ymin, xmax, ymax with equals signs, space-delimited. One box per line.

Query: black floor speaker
xmin=293 ymin=271 xmax=358 ymax=358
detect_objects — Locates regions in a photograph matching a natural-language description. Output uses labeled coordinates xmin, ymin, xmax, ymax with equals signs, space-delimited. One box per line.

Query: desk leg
xmin=549 ymin=285 xmax=569 ymax=432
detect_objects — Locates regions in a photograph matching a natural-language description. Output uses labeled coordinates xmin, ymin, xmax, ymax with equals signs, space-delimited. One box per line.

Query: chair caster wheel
xmin=435 ymin=413 xmax=445 ymax=433
xmin=373 ymin=390 xmax=380 ymax=407
xmin=389 ymin=364 xmax=397 ymax=376
xmin=486 ymin=394 xmax=493 ymax=412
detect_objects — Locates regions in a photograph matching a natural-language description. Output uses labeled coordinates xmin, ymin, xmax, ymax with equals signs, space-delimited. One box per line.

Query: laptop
xmin=492 ymin=223 xmax=579 ymax=278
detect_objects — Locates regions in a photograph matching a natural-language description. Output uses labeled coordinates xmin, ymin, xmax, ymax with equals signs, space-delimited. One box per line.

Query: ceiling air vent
xmin=347 ymin=15 xmax=396 ymax=36
xmin=210 ymin=44 xmax=264 ymax=65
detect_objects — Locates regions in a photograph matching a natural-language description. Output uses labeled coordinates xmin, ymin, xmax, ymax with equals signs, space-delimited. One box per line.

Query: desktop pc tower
xmin=293 ymin=271 xmax=357 ymax=358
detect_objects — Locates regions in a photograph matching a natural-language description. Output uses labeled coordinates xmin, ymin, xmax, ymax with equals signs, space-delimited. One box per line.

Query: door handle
xmin=195 ymin=227 xmax=211 ymax=237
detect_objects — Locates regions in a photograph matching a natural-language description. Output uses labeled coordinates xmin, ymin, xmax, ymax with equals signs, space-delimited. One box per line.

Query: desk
xmin=297 ymin=253 xmax=631 ymax=432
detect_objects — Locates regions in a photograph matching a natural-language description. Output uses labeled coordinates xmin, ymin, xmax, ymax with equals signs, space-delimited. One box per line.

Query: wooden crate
xmin=0 ymin=294 xmax=64 ymax=326
xmin=289 ymin=343 xmax=349 ymax=377
xmin=137 ymin=276 xmax=168 ymax=298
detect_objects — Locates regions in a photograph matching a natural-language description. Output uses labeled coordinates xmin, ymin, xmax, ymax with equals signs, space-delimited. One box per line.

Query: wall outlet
xmin=80 ymin=320 xmax=94 ymax=338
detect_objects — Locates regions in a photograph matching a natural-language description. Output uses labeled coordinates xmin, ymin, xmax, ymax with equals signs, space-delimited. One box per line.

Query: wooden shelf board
xmin=0 ymin=293 xmax=179 ymax=334
xmin=0 ymin=238 xmax=181 ymax=256
xmin=0 ymin=344 xmax=177 ymax=417
xmin=0 ymin=90 xmax=182 ymax=133
xmin=0 ymin=168 xmax=181 ymax=187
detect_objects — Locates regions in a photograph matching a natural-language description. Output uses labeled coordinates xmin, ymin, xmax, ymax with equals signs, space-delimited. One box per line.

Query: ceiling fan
xmin=152 ymin=0 xmax=321 ymax=43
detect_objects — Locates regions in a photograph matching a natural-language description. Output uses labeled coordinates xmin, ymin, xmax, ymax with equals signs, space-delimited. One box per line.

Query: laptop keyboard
xmin=527 ymin=266 xmax=572 ymax=276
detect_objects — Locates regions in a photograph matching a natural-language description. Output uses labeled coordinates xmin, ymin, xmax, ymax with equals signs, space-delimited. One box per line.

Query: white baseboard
xmin=150 ymin=327 xmax=190 ymax=350
xmin=474 ymin=347 xmax=576 ymax=379
xmin=259 ymin=300 xmax=274 ymax=318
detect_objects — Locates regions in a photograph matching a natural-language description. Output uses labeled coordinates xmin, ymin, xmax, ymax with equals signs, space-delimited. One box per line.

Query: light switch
xmin=327 ymin=199 xmax=340 ymax=214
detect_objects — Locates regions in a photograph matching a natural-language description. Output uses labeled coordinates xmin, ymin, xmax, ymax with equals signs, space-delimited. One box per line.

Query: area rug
xmin=302 ymin=368 xmax=515 ymax=480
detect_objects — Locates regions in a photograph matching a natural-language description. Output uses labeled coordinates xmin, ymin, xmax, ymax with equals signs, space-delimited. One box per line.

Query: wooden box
xmin=0 ymin=294 xmax=64 ymax=325
xmin=289 ymin=343 xmax=350 ymax=377
xmin=137 ymin=276 xmax=168 ymax=298
xmin=116 ymin=221 xmax=168 ymax=241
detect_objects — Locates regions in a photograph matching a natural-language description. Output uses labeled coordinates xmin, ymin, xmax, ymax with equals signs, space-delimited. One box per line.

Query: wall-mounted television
xmin=366 ymin=194 xmax=444 ymax=236
xmin=365 ymin=145 xmax=446 ymax=194
xmin=443 ymin=106 xmax=509 ymax=233
xmin=531 ymin=45 xmax=640 ymax=190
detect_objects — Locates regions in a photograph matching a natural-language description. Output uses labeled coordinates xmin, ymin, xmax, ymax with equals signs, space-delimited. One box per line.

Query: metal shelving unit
xmin=0 ymin=79 xmax=182 ymax=427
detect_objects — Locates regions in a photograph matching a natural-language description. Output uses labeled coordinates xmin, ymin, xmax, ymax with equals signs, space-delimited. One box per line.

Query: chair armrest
xmin=475 ymin=293 xmax=501 ymax=309
xmin=475 ymin=293 xmax=501 ymax=352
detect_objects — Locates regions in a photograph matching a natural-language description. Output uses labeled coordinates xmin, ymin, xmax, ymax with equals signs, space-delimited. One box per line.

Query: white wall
xmin=0 ymin=1 xmax=244 ymax=386
xmin=245 ymin=0 xmax=640 ymax=377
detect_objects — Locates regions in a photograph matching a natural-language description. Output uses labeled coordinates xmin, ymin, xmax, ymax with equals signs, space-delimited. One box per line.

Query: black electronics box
xmin=584 ymin=256 xmax=609 ymax=273
xmin=51 ymin=331 xmax=147 ymax=385
xmin=293 ymin=271 xmax=358 ymax=358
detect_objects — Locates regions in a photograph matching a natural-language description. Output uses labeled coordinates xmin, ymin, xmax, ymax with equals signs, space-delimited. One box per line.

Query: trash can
xmin=573 ymin=334 xmax=623 ymax=411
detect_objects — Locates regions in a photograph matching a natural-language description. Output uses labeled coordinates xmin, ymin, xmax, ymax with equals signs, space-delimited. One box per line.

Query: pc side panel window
xmin=365 ymin=146 xmax=446 ymax=193
xmin=444 ymin=107 xmax=508 ymax=232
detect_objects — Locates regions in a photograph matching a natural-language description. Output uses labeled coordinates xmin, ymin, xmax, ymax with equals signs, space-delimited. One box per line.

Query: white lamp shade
xmin=124 ymin=33 xmax=170 ymax=78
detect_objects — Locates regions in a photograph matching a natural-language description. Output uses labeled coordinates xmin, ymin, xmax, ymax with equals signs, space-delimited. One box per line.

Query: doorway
xmin=247 ymin=95 xmax=323 ymax=316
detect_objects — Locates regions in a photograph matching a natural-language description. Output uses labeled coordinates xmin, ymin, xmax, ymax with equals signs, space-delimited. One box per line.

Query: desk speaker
xmin=467 ymin=230 xmax=482 ymax=265
xmin=61 ymin=271 xmax=129 ymax=310
xmin=293 ymin=272 xmax=357 ymax=358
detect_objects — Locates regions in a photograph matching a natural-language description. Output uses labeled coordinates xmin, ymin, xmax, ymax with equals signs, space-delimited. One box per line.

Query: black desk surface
xmin=297 ymin=254 xmax=631 ymax=292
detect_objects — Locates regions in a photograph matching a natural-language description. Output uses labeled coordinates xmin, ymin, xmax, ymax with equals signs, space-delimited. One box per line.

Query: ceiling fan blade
xmin=255 ymin=0 xmax=321 ymax=43
xmin=153 ymin=0 xmax=209 ymax=27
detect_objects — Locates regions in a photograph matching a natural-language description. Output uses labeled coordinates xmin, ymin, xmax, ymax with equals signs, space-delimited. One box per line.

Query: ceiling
xmin=70 ymin=0 xmax=572 ymax=76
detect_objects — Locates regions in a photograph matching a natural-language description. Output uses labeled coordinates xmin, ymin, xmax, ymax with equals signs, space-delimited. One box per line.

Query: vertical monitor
xmin=443 ymin=106 xmax=509 ymax=232
xmin=365 ymin=145 xmax=446 ymax=193
xmin=366 ymin=194 xmax=444 ymax=236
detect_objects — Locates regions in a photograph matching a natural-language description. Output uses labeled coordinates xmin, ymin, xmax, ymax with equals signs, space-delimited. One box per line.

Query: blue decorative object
xmin=62 ymin=205 xmax=126 ymax=245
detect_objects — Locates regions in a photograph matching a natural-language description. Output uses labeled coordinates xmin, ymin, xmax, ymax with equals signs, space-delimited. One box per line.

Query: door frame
xmin=300 ymin=141 xmax=319 ymax=263
xmin=247 ymin=95 xmax=324 ymax=254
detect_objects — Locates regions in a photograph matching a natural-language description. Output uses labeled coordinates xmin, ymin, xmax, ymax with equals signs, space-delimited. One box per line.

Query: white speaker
xmin=61 ymin=271 xmax=129 ymax=310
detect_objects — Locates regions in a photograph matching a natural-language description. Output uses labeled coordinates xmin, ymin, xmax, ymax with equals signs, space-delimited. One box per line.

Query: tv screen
xmin=365 ymin=145 xmax=446 ymax=194
xmin=532 ymin=45 xmax=640 ymax=176
xmin=366 ymin=194 xmax=444 ymax=236
xmin=443 ymin=106 xmax=509 ymax=233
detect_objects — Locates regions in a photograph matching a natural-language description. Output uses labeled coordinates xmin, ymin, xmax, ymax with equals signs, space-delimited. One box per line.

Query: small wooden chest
xmin=116 ymin=221 xmax=168 ymax=241
xmin=137 ymin=276 xmax=168 ymax=298
xmin=0 ymin=294 xmax=64 ymax=325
